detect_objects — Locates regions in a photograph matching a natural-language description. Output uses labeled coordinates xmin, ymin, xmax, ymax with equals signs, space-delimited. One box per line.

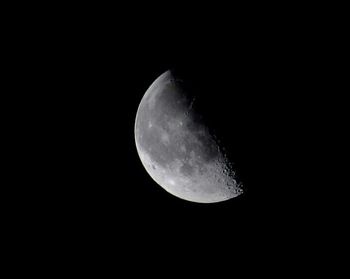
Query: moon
xmin=135 ymin=70 xmax=243 ymax=203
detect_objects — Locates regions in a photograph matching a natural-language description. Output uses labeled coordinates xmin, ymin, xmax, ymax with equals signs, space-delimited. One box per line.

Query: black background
xmin=6 ymin=3 xmax=345 ymax=275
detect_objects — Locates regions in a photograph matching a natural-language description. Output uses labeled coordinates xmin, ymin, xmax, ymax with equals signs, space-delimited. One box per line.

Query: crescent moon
xmin=135 ymin=70 xmax=243 ymax=203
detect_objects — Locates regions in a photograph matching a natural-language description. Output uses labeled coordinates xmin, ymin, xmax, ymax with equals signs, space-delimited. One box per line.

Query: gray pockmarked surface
xmin=135 ymin=70 xmax=243 ymax=203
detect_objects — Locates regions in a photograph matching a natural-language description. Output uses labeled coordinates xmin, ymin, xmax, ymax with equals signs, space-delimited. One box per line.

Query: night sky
xmin=41 ymin=30 xmax=301 ymax=259
xmin=12 ymin=6 xmax=341 ymax=274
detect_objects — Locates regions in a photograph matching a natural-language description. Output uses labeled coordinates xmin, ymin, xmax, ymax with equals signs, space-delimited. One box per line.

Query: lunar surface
xmin=135 ymin=70 xmax=243 ymax=203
